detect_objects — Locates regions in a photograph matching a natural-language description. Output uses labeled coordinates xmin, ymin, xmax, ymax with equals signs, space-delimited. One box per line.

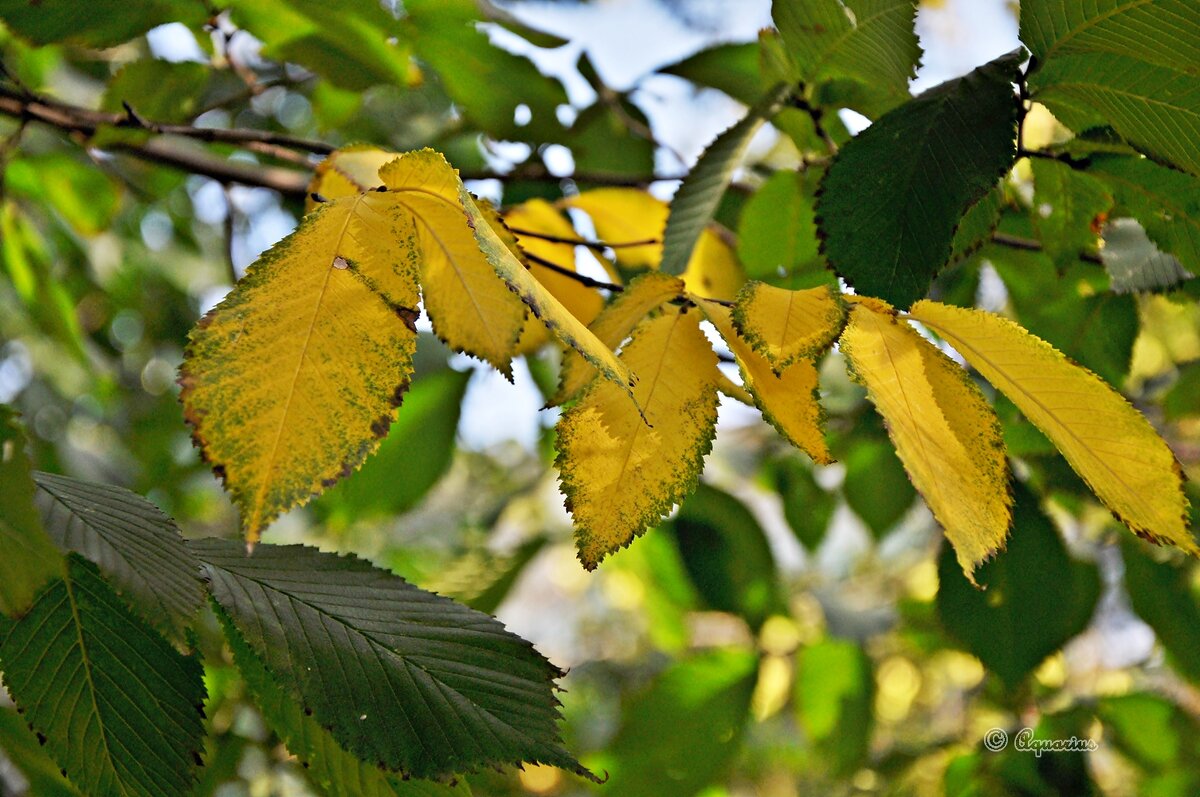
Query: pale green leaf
xmin=1101 ymin=218 xmax=1194 ymax=293
xmin=1090 ymin=155 xmax=1200 ymax=274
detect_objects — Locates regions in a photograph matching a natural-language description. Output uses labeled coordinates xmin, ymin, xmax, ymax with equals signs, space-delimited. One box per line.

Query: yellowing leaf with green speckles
xmin=840 ymin=299 xmax=1011 ymax=579
xmin=505 ymin=198 xmax=613 ymax=354
xmin=551 ymin=271 xmax=684 ymax=406
xmin=909 ymin=299 xmax=1197 ymax=555
xmin=702 ymin=301 xmax=832 ymax=465
xmin=732 ymin=282 xmax=846 ymax=372
xmin=557 ymin=306 xmax=720 ymax=569
xmin=181 ymin=191 xmax=422 ymax=541
xmin=377 ymin=151 xmax=527 ymax=376
xmin=563 ymin=188 xmax=745 ymax=300
xmin=306 ymin=145 xmax=399 ymax=211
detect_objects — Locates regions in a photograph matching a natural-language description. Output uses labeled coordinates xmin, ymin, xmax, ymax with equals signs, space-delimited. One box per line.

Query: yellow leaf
xmin=703 ymin=301 xmax=833 ymax=465
xmin=306 ymin=145 xmax=399 ymax=211
xmin=504 ymin=198 xmax=611 ymax=354
xmin=733 ymin=282 xmax=846 ymax=372
xmin=180 ymin=192 xmax=421 ymax=541
xmin=557 ymin=306 xmax=720 ymax=568
xmin=378 ymin=151 xmax=527 ymax=376
xmin=563 ymin=188 xmax=745 ymax=300
xmin=840 ymin=300 xmax=1012 ymax=578
xmin=551 ymin=272 xmax=684 ymax=406
xmin=908 ymin=299 xmax=1196 ymax=554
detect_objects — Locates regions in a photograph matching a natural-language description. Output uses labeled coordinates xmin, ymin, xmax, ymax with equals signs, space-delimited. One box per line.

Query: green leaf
xmin=737 ymin=171 xmax=823 ymax=281
xmin=0 ymin=555 xmax=207 ymax=797
xmin=32 ymin=471 xmax=204 ymax=638
xmin=795 ymin=638 xmax=874 ymax=776
xmin=772 ymin=0 xmax=922 ymax=116
xmin=1090 ymin=155 xmax=1200 ymax=275
xmin=1123 ymin=547 xmax=1200 ymax=683
xmin=0 ymin=407 xmax=64 ymax=617
xmin=0 ymin=0 xmax=204 ymax=47
xmin=567 ymin=100 xmax=656 ymax=179
xmin=660 ymin=83 xmax=792 ymax=277
xmin=1163 ymin=361 xmax=1200 ymax=421
xmin=593 ymin=649 xmax=759 ymax=797
xmin=314 ymin=368 xmax=470 ymax=524
xmin=769 ymin=456 xmax=836 ymax=550
xmin=840 ymin=432 xmax=916 ymax=539
xmin=817 ymin=50 xmax=1022 ymax=307
xmin=936 ymin=482 xmax=1101 ymax=689
xmin=0 ymin=708 xmax=81 ymax=797
xmin=222 ymin=612 xmax=470 ymax=797
xmin=1100 ymin=218 xmax=1194 ymax=293
xmin=1030 ymin=159 xmax=1112 ymax=264
xmin=1029 ymin=54 xmax=1200 ymax=177
xmin=191 ymin=539 xmax=592 ymax=781
xmin=660 ymin=42 xmax=764 ymax=105
xmin=667 ymin=484 xmax=785 ymax=631
xmin=949 ymin=187 xmax=1005 ymax=262
xmin=1099 ymin=693 xmax=1195 ymax=772
xmin=6 ymin=153 xmax=121 ymax=237
xmin=1020 ymin=0 xmax=1200 ymax=74
xmin=101 ymin=60 xmax=216 ymax=124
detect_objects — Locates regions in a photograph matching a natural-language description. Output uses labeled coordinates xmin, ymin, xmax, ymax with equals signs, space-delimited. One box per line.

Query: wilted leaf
xmin=732 ymin=282 xmax=846 ymax=371
xmin=840 ymin=299 xmax=1012 ymax=578
xmin=0 ymin=407 xmax=63 ymax=616
xmin=909 ymin=299 xmax=1196 ymax=553
xmin=557 ymin=306 xmax=720 ymax=569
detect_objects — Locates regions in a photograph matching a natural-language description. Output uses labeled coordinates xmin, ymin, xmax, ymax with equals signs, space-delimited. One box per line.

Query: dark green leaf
xmin=1090 ymin=155 xmax=1200 ymax=275
xmin=817 ymin=50 xmax=1022 ymax=307
xmin=661 ymin=42 xmax=763 ymax=106
xmin=771 ymin=456 xmax=836 ymax=550
xmin=773 ymin=0 xmax=921 ymax=116
xmin=593 ymin=649 xmax=759 ymax=797
xmin=668 ymin=484 xmax=784 ymax=631
xmin=0 ymin=0 xmax=203 ymax=47
xmin=191 ymin=539 xmax=591 ymax=780
xmin=315 ymin=369 xmax=470 ymax=524
xmin=0 ymin=555 xmax=206 ymax=797
xmin=1029 ymin=54 xmax=1200 ymax=177
xmin=1100 ymin=219 xmax=1194 ymax=293
xmin=795 ymin=638 xmax=874 ymax=776
xmin=32 ymin=471 xmax=204 ymax=637
xmin=936 ymin=482 xmax=1101 ymax=689
xmin=222 ymin=613 xmax=470 ymax=796
xmin=0 ymin=407 xmax=63 ymax=616
xmin=737 ymin=171 xmax=822 ymax=281
xmin=950 ymin=187 xmax=1005 ymax=262
xmin=660 ymin=83 xmax=792 ymax=276
xmin=841 ymin=434 xmax=916 ymax=539
xmin=568 ymin=101 xmax=655 ymax=179
xmin=1123 ymin=546 xmax=1200 ymax=683
xmin=0 ymin=708 xmax=81 ymax=797
xmin=1030 ymin=158 xmax=1111 ymax=264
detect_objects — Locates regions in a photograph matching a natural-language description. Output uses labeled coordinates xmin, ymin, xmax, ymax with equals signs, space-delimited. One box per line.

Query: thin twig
xmin=522 ymin=251 xmax=624 ymax=292
xmin=506 ymin=226 xmax=659 ymax=249
xmin=990 ymin=231 xmax=1102 ymax=264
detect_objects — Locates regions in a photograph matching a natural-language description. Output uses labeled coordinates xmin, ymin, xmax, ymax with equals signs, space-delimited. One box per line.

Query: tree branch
xmin=506 ymin=227 xmax=659 ymax=250
xmin=522 ymin=251 xmax=624 ymax=292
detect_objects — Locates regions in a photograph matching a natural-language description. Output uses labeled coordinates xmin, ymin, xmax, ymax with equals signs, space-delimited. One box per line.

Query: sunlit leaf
xmin=732 ymin=282 xmax=846 ymax=372
xmin=909 ymin=299 xmax=1196 ymax=553
xmin=0 ymin=407 xmax=63 ymax=617
xmin=557 ymin=306 xmax=720 ymax=569
xmin=840 ymin=299 xmax=1012 ymax=578
xmin=0 ymin=555 xmax=206 ymax=797
xmin=193 ymin=539 xmax=593 ymax=781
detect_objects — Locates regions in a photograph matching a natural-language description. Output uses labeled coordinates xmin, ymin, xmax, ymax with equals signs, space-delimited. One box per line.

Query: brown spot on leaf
xmin=370 ymin=414 xmax=392 ymax=438
xmin=332 ymin=256 xmax=350 ymax=270
xmin=393 ymin=305 xmax=419 ymax=333
xmin=36 ymin=732 xmax=45 ymax=745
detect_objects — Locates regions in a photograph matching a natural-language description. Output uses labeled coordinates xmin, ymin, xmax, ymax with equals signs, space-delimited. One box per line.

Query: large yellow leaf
xmin=181 ymin=192 xmax=421 ymax=541
xmin=557 ymin=306 xmax=720 ymax=568
xmin=306 ymin=145 xmax=399 ymax=211
xmin=563 ymin=188 xmax=745 ymax=300
xmin=703 ymin=301 xmax=832 ymax=465
xmin=840 ymin=299 xmax=1012 ymax=578
xmin=551 ymin=272 xmax=684 ymax=406
xmin=504 ymin=198 xmax=611 ymax=354
xmin=377 ymin=151 xmax=527 ymax=376
xmin=908 ymin=299 xmax=1196 ymax=553
xmin=732 ymin=282 xmax=846 ymax=372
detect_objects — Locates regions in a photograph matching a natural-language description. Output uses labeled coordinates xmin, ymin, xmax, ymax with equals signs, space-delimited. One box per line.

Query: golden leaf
xmin=909 ymin=299 xmax=1196 ymax=554
xmin=557 ymin=306 xmax=720 ymax=568
xmin=840 ymin=300 xmax=1012 ymax=578
xmin=563 ymin=188 xmax=745 ymax=300
xmin=703 ymin=301 xmax=832 ymax=464
xmin=732 ymin=282 xmax=846 ymax=372
xmin=180 ymin=191 xmax=421 ymax=541
xmin=551 ymin=272 xmax=684 ymax=406
xmin=306 ymin=145 xmax=399 ymax=211
xmin=377 ymin=151 xmax=527 ymax=376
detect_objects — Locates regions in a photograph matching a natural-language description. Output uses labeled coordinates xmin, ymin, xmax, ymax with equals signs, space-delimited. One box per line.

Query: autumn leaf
xmin=840 ymin=298 xmax=1012 ymax=578
xmin=732 ymin=282 xmax=846 ymax=372
xmin=702 ymin=301 xmax=832 ymax=464
xmin=306 ymin=144 xmax=399 ymax=209
xmin=557 ymin=305 xmax=720 ymax=569
xmin=552 ymin=271 xmax=684 ymax=406
xmin=908 ymin=299 xmax=1197 ymax=554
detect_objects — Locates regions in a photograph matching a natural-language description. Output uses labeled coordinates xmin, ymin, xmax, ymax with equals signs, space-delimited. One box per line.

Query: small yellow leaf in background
xmin=305 ymin=145 xmax=399 ymax=210
xmin=733 ymin=282 xmax=846 ymax=372
xmin=909 ymin=300 xmax=1197 ymax=554
xmin=181 ymin=192 xmax=422 ymax=541
xmin=557 ymin=306 xmax=720 ymax=569
xmin=703 ymin=301 xmax=832 ymax=465
xmin=563 ymin=188 xmax=745 ymax=300
xmin=504 ymin=198 xmax=612 ymax=354
xmin=551 ymin=271 xmax=684 ymax=406
xmin=840 ymin=300 xmax=1012 ymax=578
xmin=379 ymin=151 xmax=527 ymax=376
